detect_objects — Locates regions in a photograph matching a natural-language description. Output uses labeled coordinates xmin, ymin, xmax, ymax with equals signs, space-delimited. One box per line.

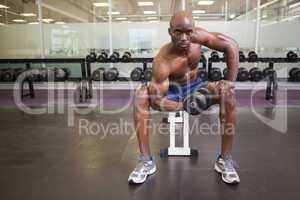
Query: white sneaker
xmin=128 ymin=155 xmax=157 ymax=184
xmin=214 ymin=154 xmax=240 ymax=184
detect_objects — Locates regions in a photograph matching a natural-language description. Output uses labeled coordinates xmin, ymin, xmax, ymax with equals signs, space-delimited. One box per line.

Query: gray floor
xmin=0 ymin=106 xmax=300 ymax=200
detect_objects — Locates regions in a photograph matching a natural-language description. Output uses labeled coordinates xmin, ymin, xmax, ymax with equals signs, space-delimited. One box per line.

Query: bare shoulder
xmin=152 ymin=44 xmax=172 ymax=82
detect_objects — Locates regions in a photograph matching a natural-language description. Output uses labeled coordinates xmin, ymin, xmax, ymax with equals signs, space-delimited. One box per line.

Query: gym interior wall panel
xmin=259 ymin=21 xmax=300 ymax=48
xmin=0 ymin=25 xmax=42 ymax=59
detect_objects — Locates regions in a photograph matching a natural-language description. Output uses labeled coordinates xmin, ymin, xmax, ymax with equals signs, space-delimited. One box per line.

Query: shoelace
xmin=134 ymin=157 xmax=152 ymax=173
xmin=224 ymin=158 xmax=239 ymax=172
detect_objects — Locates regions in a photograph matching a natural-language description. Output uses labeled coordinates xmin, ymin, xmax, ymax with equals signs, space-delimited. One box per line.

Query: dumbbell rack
xmin=208 ymin=56 xmax=300 ymax=104
xmin=0 ymin=58 xmax=87 ymax=102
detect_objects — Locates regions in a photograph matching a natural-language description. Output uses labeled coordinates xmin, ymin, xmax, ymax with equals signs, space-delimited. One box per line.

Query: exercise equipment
xmin=130 ymin=67 xmax=143 ymax=81
xmin=74 ymin=80 xmax=91 ymax=103
xmin=1 ymin=69 xmax=16 ymax=82
xmin=109 ymin=52 xmax=120 ymax=62
xmin=86 ymin=52 xmax=97 ymax=62
xmin=237 ymin=67 xmax=249 ymax=82
xmin=104 ymin=67 xmax=119 ymax=81
xmin=38 ymin=68 xmax=55 ymax=82
xmin=92 ymin=67 xmax=105 ymax=81
xmin=121 ymin=51 xmax=132 ymax=62
xmin=198 ymin=68 xmax=208 ymax=81
xmin=160 ymin=111 xmax=198 ymax=157
xmin=210 ymin=67 xmax=222 ymax=81
xmin=248 ymin=51 xmax=258 ymax=62
xmin=183 ymin=88 xmax=212 ymax=115
xmin=223 ymin=68 xmax=228 ymax=79
xmin=239 ymin=51 xmax=246 ymax=61
xmin=54 ymin=67 xmax=67 ymax=81
xmin=210 ymin=51 xmax=220 ymax=62
xmin=289 ymin=67 xmax=300 ymax=82
xmin=97 ymin=51 xmax=108 ymax=62
xmin=249 ymin=67 xmax=263 ymax=82
xmin=143 ymin=68 xmax=152 ymax=81
xmin=286 ymin=51 xmax=298 ymax=62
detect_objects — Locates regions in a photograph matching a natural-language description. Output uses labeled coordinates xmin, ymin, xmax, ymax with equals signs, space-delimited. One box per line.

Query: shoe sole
xmin=128 ymin=166 xmax=157 ymax=184
xmin=214 ymin=163 xmax=240 ymax=184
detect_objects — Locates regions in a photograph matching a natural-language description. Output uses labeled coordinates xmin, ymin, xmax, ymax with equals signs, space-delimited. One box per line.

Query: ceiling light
xmin=115 ymin=17 xmax=127 ymax=20
xmin=55 ymin=21 xmax=66 ymax=24
xmin=121 ymin=21 xmax=131 ymax=23
xmin=289 ymin=2 xmax=300 ymax=9
xmin=138 ymin=1 xmax=153 ymax=6
xmin=12 ymin=19 xmax=26 ymax=22
xmin=229 ymin=14 xmax=236 ymax=19
xmin=197 ymin=1 xmax=215 ymax=5
xmin=0 ymin=23 xmax=5 ymax=25
xmin=93 ymin=2 xmax=109 ymax=7
xmin=193 ymin=16 xmax=199 ymax=19
xmin=28 ymin=22 xmax=39 ymax=25
xmin=149 ymin=20 xmax=159 ymax=23
xmin=262 ymin=14 xmax=267 ymax=19
xmin=192 ymin=10 xmax=206 ymax=14
xmin=20 ymin=13 xmax=36 ymax=17
xmin=107 ymin=11 xmax=120 ymax=15
xmin=143 ymin=11 xmax=156 ymax=14
xmin=0 ymin=4 xmax=9 ymax=9
xmin=147 ymin=17 xmax=157 ymax=20
xmin=42 ymin=18 xmax=54 ymax=23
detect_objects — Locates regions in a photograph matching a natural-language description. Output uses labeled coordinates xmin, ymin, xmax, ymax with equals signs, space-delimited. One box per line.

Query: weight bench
xmin=160 ymin=111 xmax=198 ymax=157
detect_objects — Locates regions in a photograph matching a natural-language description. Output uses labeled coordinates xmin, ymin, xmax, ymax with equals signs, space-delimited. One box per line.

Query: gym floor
xmin=0 ymin=88 xmax=300 ymax=200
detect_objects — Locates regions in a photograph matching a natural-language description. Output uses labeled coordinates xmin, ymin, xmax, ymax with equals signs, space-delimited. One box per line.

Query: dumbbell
xmin=144 ymin=68 xmax=152 ymax=81
xmin=249 ymin=67 xmax=263 ymax=82
xmin=239 ymin=51 xmax=246 ymax=61
xmin=92 ymin=67 xmax=105 ymax=81
xmin=15 ymin=68 xmax=39 ymax=81
xmin=210 ymin=51 xmax=220 ymax=62
xmin=248 ymin=51 xmax=258 ymax=62
xmin=183 ymin=88 xmax=212 ymax=115
xmin=130 ymin=67 xmax=143 ymax=81
xmin=86 ymin=52 xmax=97 ymax=63
xmin=286 ymin=51 xmax=298 ymax=62
xmin=109 ymin=52 xmax=120 ymax=62
xmin=121 ymin=51 xmax=132 ymax=62
xmin=1 ymin=69 xmax=16 ymax=82
xmin=210 ymin=67 xmax=222 ymax=81
xmin=237 ymin=67 xmax=249 ymax=82
xmin=97 ymin=51 xmax=108 ymax=62
xmin=38 ymin=68 xmax=54 ymax=82
xmin=289 ymin=67 xmax=300 ymax=82
xmin=198 ymin=68 xmax=208 ymax=81
xmin=62 ymin=67 xmax=71 ymax=81
xmin=104 ymin=67 xmax=119 ymax=81
xmin=54 ymin=67 xmax=67 ymax=81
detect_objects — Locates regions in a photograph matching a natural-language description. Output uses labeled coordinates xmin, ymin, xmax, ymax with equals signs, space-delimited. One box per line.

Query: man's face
xmin=169 ymin=19 xmax=194 ymax=51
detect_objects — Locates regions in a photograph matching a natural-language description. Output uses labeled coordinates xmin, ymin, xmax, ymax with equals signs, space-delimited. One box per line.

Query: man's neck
xmin=170 ymin=43 xmax=189 ymax=56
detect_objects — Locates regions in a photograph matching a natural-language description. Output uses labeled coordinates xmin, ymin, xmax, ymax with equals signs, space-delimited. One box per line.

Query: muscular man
xmin=128 ymin=11 xmax=240 ymax=184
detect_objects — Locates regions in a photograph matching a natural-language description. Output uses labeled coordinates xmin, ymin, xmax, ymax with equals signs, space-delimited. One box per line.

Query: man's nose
xmin=181 ymin=33 xmax=188 ymax=40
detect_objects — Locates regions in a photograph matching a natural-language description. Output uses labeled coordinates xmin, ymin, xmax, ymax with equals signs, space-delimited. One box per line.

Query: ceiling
xmin=0 ymin=0 xmax=299 ymax=24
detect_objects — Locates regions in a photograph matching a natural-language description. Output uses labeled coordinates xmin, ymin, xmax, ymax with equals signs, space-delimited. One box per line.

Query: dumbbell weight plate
xmin=105 ymin=67 xmax=119 ymax=81
xmin=143 ymin=68 xmax=152 ymax=81
xmin=210 ymin=67 xmax=222 ymax=81
xmin=121 ymin=52 xmax=131 ymax=62
xmin=249 ymin=67 xmax=263 ymax=82
xmin=130 ymin=68 xmax=143 ymax=81
xmin=198 ymin=68 xmax=208 ymax=81
xmin=92 ymin=67 xmax=105 ymax=81
xmin=237 ymin=67 xmax=249 ymax=82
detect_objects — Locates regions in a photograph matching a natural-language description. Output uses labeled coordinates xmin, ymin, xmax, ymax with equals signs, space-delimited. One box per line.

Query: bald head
xmin=170 ymin=11 xmax=194 ymax=30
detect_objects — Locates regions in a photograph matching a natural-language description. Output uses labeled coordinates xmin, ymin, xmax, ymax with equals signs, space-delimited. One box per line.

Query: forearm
xmin=224 ymin=44 xmax=239 ymax=81
xmin=151 ymin=97 xmax=183 ymax=112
